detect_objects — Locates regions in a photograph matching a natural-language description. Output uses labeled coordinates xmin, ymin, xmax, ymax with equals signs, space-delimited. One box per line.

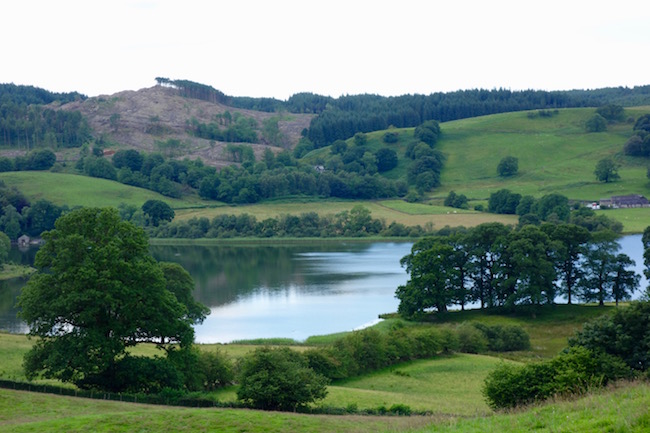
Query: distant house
xmin=600 ymin=195 xmax=650 ymax=208
xmin=17 ymin=235 xmax=30 ymax=247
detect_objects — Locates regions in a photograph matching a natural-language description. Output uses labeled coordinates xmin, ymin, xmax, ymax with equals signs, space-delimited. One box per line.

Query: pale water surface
xmin=0 ymin=236 xmax=646 ymax=343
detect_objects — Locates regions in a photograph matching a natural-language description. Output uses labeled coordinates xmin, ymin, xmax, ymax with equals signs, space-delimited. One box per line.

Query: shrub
xmin=569 ymin=301 xmax=650 ymax=371
xmin=472 ymin=323 xmax=531 ymax=352
xmin=237 ymin=347 xmax=328 ymax=411
xmin=483 ymin=346 xmax=633 ymax=409
xmin=457 ymin=323 xmax=488 ymax=353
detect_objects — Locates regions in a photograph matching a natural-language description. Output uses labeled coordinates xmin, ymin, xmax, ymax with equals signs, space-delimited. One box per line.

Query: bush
xmin=569 ymin=301 xmax=650 ymax=371
xmin=237 ymin=347 xmax=328 ymax=411
xmin=472 ymin=323 xmax=530 ymax=352
xmin=457 ymin=323 xmax=488 ymax=353
xmin=483 ymin=346 xmax=633 ymax=409
xmin=585 ymin=113 xmax=607 ymax=132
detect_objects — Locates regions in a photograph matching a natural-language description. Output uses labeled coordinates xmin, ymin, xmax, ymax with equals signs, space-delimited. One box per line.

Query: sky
xmin=2 ymin=0 xmax=649 ymax=100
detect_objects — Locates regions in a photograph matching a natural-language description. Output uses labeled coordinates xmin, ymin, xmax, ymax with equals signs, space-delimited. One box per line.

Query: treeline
xmin=487 ymin=189 xmax=624 ymax=232
xmin=82 ymin=147 xmax=406 ymax=202
xmin=0 ymin=83 xmax=91 ymax=148
xmin=155 ymin=78 xmax=650 ymax=147
xmin=397 ymin=223 xmax=639 ymax=318
xmin=623 ymin=113 xmax=650 ymax=157
xmin=305 ymin=86 xmax=650 ymax=146
xmin=147 ymin=206 xmax=430 ymax=239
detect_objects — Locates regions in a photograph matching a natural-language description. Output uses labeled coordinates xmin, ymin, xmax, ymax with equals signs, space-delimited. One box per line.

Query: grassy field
xmin=434 ymin=107 xmax=650 ymax=202
xmin=1 ymin=380 xmax=648 ymax=432
xmin=0 ymin=172 xmax=206 ymax=209
xmin=173 ymin=199 xmax=519 ymax=229
xmin=1 ymin=107 xmax=649 ymax=232
xmin=0 ymin=303 xmax=634 ymax=432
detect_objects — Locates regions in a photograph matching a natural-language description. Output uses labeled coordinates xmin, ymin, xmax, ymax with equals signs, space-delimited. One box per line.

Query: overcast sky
xmin=2 ymin=0 xmax=649 ymax=100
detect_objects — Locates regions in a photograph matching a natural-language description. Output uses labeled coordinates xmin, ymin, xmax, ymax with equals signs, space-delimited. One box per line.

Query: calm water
xmin=0 ymin=236 xmax=646 ymax=343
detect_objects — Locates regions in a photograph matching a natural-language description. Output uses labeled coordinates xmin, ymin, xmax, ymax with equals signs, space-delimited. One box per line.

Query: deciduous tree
xmin=18 ymin=208 xmax=206 ymax=391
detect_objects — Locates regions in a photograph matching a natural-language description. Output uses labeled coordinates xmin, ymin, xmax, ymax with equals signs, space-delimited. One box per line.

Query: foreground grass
xmin=414 ymin=381 xmax=650 ymax=433
xmin=324 ymin=355 xmax=507 ymax=416
xmin=1 ymin=381 xmax=648 ymax=433
xmin=0 ymin=389 xmax=433 ymax=433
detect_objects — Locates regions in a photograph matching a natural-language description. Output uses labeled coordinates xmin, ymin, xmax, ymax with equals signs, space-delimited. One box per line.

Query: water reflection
xmin=1 ymin=236 xmax=647 ymax=343
xmin=150 ymin=242 xmax=413 ymax=343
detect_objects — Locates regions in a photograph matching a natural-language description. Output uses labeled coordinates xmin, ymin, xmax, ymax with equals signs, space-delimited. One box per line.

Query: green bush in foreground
xmin=483 ymin=346 xmax=633 ymax=409
xmin=237 ymin=347 xmax=328 ymax=411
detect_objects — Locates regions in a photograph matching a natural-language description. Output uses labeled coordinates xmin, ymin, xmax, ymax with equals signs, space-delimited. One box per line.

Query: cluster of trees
xmin=623 ymin=114 xmax=650 ymax=157
xmin=155 ymin=78 xmax=229 ymax=105
xmin=305 ymin=87 xmax=650 ymax=147
xmin=444 ymin=191 xmax=469 ymax=209
xmin=484 ymin=300 xmax=650 ymax=409
xmin=487 ymin=189 xmax=623 ymax=232
xmin=0 ymin=181 xmax=66 ymax=240
xmin=396 ymin=223 xmax=639 ymax=317
xmin=147 ymin=206 xmax=431 ymax=239
xmin=0 ymin=149 xmax=57 ymax=172
xmin=0 ymin=83 xmax=90 ymax=148
xmin=188 ymin=115 xmax=259 ymax=144
xmin=74 ymin=146 xmax=409 ymax=202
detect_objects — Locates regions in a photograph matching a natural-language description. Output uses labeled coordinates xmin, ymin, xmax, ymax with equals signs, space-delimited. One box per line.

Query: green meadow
xmin=435 ymin=107 xmax=650 ymax=201
xmin=1 ymin=107 xmax=650 ymax=233
xmin=0 ymin=172 xmax=204 ymax=209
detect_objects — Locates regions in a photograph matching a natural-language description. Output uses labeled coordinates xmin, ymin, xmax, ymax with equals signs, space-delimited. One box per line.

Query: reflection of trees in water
xmin=149 ymin=243 xmax=373 ymax=307
xmin=0 ymin=277 xmax=29 ymax=332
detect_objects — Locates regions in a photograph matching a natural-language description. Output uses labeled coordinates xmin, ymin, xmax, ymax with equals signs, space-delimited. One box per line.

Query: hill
xmin=56 ymin=85 xmax=314 ymax=167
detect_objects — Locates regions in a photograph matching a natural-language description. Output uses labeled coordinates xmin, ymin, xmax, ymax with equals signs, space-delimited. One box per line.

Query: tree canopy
xmin=18 ymin=207 xmax=207 ymax=392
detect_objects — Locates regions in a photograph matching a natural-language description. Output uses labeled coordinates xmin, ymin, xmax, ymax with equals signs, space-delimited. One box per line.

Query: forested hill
xmin=155 ymin=80 xmax=650 ymax=146
xmin=2 ymin=79 xmax=650 ymax=158
xmin=302 ymin=86 xmax=650 ymax=146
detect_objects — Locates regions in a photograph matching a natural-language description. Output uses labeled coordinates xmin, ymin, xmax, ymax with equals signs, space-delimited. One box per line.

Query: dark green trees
xmin=497 ymin=156 xmax=518 ymax=177
xmin=585 ymin=113 xmax=608 ymax=132
xmin=594 ymin=158 xmax=620 ymax=183
xmin=396 ymin=223 xmax=640 ymax=317
xmin=142 ymin=199 xmax=175 ymax=226
xmin=18 ymin=208 xmax=207 ymax=392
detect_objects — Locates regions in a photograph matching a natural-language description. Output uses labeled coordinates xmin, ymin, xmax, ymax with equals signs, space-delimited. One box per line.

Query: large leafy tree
xmin=504 ymin=225 xmax=557 ymax=306
xmin=543 ymin=223 xmax=591 ymax=304
xmin=18 ymin=207 xmax=207 ymax=391
xmin=142 ymin=199 xmax=175 ymax=226
xmin=594 ymin=158 xmax=620 ymax=183
xmin=578 ymin=231 xmax=620 ymax=306
xmin=397 ymin=239 xmax=459 ymax=316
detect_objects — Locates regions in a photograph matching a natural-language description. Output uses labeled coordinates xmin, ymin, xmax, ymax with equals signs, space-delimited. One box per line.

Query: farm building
xmin=599 ymin=195 xmax=650 ymax=208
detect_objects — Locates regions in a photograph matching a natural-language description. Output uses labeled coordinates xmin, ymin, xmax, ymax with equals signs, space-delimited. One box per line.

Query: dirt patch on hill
xmin=57 ymin=86 xmax=314 ymax=167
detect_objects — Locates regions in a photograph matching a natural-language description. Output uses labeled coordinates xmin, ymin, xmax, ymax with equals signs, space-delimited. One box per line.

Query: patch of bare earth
xmin=56 ymin=86 xmax=314 ymax=167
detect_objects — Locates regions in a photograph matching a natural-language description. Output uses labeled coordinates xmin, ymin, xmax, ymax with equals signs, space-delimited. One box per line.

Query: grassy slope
xmin=0 ymin=172 xmax=206 ymax=209
xmin=1 ymin=107 xmax=649 ymax=232
xmin=1 ymin=381 xmax=648 ymax=433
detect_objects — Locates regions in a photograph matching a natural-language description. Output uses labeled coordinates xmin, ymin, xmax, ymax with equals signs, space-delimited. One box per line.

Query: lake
xmin=0 ymin=235 xmax=647 ymax=343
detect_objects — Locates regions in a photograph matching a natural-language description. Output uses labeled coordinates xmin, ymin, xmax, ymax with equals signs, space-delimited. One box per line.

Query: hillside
xmin=57 ymin=85 xmax=314 ymax=167
xmin=2 ymin=106 xmax=650 ymax=232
